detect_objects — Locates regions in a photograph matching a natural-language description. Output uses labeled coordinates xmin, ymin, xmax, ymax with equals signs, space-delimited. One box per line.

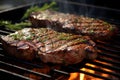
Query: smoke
xmin=57 ymin=0 xmax=73 ymax=13
xmin=76 ymin=0 xmax=106 ymax=18
xmin=56 ymin=0 xmax=107 ymax=18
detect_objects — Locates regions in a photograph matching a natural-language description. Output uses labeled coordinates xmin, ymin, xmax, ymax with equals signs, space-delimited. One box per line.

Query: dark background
xmin=71 ymin=0 xmax=120 ymax=9
xmin=0 ymin=0 xmax=119 ymax=23
xmin=0 ymin=0 xmax=119 ymax=10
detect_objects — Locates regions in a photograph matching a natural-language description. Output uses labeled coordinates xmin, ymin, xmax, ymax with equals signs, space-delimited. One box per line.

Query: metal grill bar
xmin=84 ymin=64 xmax=120 ymax=77
xmin=97 ymin=41 xmax=120 ymax=50
xmin=87 ymin=61 xmax=120 ymax=72
xmin=0 ymin=30 xmax=11 ymax=35
xmin=98 ymin=52 xmax=120 ymax=61
xmin=0 ymin=53 xmax=43 ymax=68
xmin=1 ymin=51 xmax=120 ymax=80
xmin=97 ymin=57 xmax=120 ymax=66
xmin=0 ymin=28 xmax=15 ymax=33
xmin=97 ymin=44 xmax=120 ymax=53
xmin=53 ymin=69 xmax=69 ymax=75
xmin=0 ymin=69 xmax=32 ymax=80
xmin=0 ymin=61 xmax=52 ymax=79
xmin=0 ymin=52 xmax=70 ymax=80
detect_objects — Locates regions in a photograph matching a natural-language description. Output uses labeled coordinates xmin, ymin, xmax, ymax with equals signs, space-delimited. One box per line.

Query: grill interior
xmin=0 ymin=0 xmax=120 ymax=80
xmin=0 ymin=29 xmax=120 ymax=80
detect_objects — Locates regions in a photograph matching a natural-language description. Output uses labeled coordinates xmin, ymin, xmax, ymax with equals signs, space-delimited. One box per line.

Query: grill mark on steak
xmin=37 ymin=28 xmax=53 ymax=37
xmin=40 ymin=31 xmax=88 ymax=53
xmin=17 ymin=42 xmax=30 ymax=49
xmin=44 ymin=34 xmax=80 ymax=50
xmin=9 ymin=41 xmax=19 ymax=46
xmin=54 ymin=39 xmax=85 ymax=52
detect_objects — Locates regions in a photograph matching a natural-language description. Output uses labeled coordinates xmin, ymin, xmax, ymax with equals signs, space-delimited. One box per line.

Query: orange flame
xmin=68 ymin=62 xmax=117 ymax=80
xmin=68 ymin=72 xmax=80 ymax=80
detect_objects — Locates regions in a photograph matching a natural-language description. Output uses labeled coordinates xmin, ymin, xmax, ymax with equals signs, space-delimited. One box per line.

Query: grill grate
xmin=0 ymin=28 xmax=120 ymax=80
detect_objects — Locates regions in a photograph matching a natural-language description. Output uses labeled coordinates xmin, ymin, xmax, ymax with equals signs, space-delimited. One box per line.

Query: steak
xmin=0 ymin=28 xmax=97 ymax=64
xmin=29 ymin=10 xmax=118 ymax=40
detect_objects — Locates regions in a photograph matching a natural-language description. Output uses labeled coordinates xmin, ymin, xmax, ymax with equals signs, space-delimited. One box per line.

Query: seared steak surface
xmin=30 ymin=10 xmax=118 ymax=40
xmin=0 ymin=28 xmax=97 ymax=64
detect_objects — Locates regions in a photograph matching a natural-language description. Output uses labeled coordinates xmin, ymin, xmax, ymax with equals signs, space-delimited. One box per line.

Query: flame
xmin=68 ymin=72 xmax=80 ymax=80
xmin=68 ymin=63 xmax=96 ymax=80
xmin=79 ymin=68 xmax=85 ymax=80
xmin=68 ymin=61 xmax=117 ymax=80
xmin=23 ymin=60 xmax=118 ymax=80
xmin=80 ymin=63 xmax=96 ymax=80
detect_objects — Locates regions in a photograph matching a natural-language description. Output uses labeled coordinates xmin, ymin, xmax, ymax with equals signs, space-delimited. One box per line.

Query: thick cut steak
xmin=0 ymin=28 xmax=97 ymax=64
xmin=29 ymin=10 xmax=118 ymax=40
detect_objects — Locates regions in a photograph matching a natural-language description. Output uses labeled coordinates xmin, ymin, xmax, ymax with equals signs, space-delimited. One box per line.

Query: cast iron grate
xmin=0 ymin=28 xmax=120 ymax=80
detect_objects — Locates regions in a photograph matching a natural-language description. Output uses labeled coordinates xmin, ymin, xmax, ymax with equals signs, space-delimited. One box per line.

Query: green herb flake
xmin=25 ymin=36 xmax=32 ymax=40
xmin=103 ymin=21 xmax=109 ymax=25
xmin=74 ymin=19 xmax=79 ymax=23
xmin=10 ymin=33 xmax=22 ymax=40
xmin=89 ymin=30 xmax=94 ymax=34
xmin=58 ymin=36 xmax=69 ymax=40
xmin=58 ymin=33 xmax=71 ymax=40
xmin=109 ymin=26 xmax=115 ymax=31
xmin=79 ymin=39 xmax=87 ymax=43
xmin=10 ymin=34 xmax=18 ymax=40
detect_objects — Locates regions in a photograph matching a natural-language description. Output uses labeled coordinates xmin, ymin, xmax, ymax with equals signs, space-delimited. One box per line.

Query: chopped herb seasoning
xmin=10 ymin=33 xmax=23 ymax=40
xmin=89 ymin=30 xmax=94 ymax=34
xmin=58 ymin=35 xmax=70 ymax=40
xmin=79 ymin=39 xmax=87 ymax=43
xmin=109 ymin=26 xmax=115 ymax=31
xmin=58 ymin=33 xmax=72 ymax=40
xmin=25 ymin=36 xmax=32 ymax=40
xmin=10 ymin=34 xmax=18 ymax=40
xmin=74 ymin=19 xmax=78 ymax=23
xmin=103 ymin=21 xmax=109 ymax=25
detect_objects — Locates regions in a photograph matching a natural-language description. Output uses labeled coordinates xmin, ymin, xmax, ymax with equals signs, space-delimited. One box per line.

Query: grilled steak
xmin=0 ymin=28 xmax=97 ymax=64
xmin=29 ymin=10 xmax=118 ymax=40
